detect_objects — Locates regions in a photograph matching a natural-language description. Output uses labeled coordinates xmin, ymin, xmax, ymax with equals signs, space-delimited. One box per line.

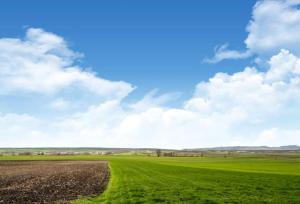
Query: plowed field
xmin=0 ymin=161 xmax=109 ymax=204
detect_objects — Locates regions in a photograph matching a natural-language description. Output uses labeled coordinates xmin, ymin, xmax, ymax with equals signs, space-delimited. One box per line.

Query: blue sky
xmin=1 ymin=0 xmax=300 ymax=148
xmin=0 ymin=0 xmax=255 ymax=99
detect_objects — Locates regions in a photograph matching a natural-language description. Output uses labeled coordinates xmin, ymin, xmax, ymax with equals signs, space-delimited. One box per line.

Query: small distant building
xmin=163 ymin=152 xmax=176 ymax=157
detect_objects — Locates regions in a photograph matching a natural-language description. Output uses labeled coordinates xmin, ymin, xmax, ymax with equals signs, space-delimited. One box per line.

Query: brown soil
xmin=0 ymin=161 xmax=109 ymax=204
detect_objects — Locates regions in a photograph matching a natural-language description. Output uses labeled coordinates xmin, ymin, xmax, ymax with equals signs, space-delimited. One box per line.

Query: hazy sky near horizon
xmin=1 ymin=0 xmax=300 ymax=148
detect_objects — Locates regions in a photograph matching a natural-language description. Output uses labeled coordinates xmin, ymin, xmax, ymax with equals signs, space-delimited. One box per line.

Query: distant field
xmin=1 ymin=155 xmax=300 ymax=203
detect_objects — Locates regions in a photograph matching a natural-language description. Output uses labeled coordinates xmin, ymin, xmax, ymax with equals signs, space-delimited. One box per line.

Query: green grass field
xmin=1 ymin=154 xmax=300 ymax=203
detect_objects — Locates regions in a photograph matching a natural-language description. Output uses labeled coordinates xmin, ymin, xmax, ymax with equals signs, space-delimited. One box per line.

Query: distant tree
xmin=156 ymin=149 xmax=161 ymax=157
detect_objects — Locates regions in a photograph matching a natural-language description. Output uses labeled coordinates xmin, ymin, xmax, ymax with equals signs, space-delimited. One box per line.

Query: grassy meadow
xmin=1 ymin=154 xmax=300 ymax=203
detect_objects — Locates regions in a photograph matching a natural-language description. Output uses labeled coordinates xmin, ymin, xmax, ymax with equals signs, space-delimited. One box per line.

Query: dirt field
xmin=0 ymin=161 xmax=109 ymax=203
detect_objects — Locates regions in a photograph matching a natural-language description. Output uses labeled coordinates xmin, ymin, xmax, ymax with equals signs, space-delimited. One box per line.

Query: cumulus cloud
xmin=246 ymin=0 xmax=300 ymax=56
xmin=0 ymin=28 xmax=134 ymax=99
xmin=206 ymin=0 xmax=300 ymax=63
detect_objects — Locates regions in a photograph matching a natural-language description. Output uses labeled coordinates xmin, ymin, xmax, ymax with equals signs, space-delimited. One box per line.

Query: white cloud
xmin=206 ymin=0 xmax=300 ymax=63
xmin=0 ymin=28 xmax=134 ymax=99
xmin=266 ymin=49 xmax=300 ymax=81
xmin=246 ymin=0 xmax=300 ymax=56
xmin=204 ymin=44 xmax=252 ymax=64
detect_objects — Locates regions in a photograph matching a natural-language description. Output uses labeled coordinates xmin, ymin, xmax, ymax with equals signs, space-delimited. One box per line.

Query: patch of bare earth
xmin=0 ymin=161 xmax=109 ymax=203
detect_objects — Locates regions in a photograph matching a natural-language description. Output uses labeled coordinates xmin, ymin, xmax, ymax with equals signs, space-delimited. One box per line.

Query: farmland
xmin=0 ymin=161 xmax=109 ymax=203
xmin=1 ymin=154 xmax=300 ymax=203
